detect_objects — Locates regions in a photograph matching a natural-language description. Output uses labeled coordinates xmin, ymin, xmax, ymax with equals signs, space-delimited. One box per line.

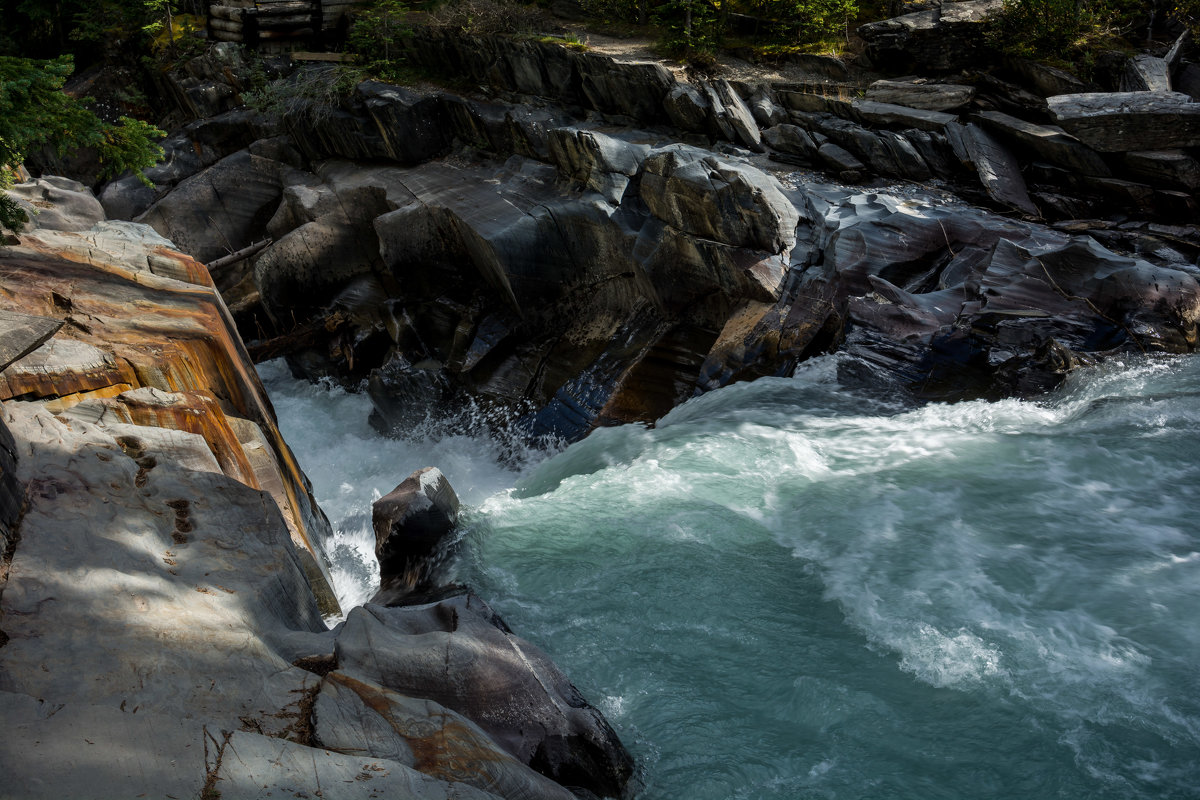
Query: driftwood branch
xmin=246 ymin=311 xmax=349 ymax=364
xmin=206 ymin=238 xmax=273 ymax=273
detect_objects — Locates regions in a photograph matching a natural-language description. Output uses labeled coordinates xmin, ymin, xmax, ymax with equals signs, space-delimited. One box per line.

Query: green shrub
xmin=348 ymin=0 xmax=413 ymax=81
xmin=0 ymin=55 xmax=163 ymax=231
xmin=426 ymin=0 xmax=550 ymax=35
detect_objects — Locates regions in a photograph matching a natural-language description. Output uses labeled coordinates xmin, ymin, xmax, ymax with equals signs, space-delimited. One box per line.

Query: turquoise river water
xmin=260 ymin=353 xmax=1200 ymax=800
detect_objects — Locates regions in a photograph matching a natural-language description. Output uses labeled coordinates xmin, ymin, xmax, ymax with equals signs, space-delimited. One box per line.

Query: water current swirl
xmin=260 ymin=352 xmax=1200 ymax=800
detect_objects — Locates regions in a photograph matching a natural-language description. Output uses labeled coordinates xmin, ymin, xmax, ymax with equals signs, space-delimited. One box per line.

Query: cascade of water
xmin=262 ymin=353 xmax=1200 ymax=800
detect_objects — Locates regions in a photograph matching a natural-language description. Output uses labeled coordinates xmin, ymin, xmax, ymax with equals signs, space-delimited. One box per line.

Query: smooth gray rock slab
xmin=0 ymin=693 xmax=209 ymax=800
xmin=5 ymin=178 xmax=105 ymax=232
xmin=0 ymin=310 xmax=62 ymax=373
xmin=851 ymin=99 xmax=956 ymax=131
xmin=1047 ymin=91 xmax=1200 ymax=152
xmin=216 ymin=731 xmax=500 ymax=800
xmin=865 ymin=80 xmax=975 ymax=111
xmin=1120 ymin=54 xmax=1172 ymax=93
xmin=0 ymin=403 xmax=326 ymax=729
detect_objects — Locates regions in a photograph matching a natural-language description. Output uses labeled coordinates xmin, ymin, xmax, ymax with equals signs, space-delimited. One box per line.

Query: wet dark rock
xmin=945 ymin=121 xmax=1040 ymax=216
xmin=371 ymin=467 xmax=460 ymax=599
xmin=335 ymin=594 xmax=636 ymax=798
xmin=856 ymin=0 xmax=1004 ymax=74
xmin=789 ymin=189 xmax=1200 ymax=399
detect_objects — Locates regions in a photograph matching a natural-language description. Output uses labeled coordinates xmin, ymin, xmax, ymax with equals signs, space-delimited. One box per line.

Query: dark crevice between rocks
xmin=201 ymin=726 xmax=233 ymax=800
xmin=280 ymin=681 xmax=321 ymax=747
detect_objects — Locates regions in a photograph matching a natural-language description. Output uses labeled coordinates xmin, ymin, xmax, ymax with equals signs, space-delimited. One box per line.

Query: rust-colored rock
xmin=0 ymin=221 xmax=340 ymax=615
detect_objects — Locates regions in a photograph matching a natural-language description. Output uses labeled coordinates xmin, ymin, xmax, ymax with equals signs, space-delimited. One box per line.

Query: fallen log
xmin=206 ymin=238 xmax=272 ymax=273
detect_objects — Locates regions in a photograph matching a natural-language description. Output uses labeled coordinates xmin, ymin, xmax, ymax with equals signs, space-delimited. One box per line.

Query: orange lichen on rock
xmin=0 ymin=223 xmax=340 ymax=615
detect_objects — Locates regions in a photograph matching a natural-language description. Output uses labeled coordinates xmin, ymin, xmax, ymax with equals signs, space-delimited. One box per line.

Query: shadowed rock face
xmin=121 ymin=75 xmax=1200 ymax=443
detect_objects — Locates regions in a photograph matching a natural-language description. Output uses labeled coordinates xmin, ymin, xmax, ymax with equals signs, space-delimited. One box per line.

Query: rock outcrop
xmin=0 ymin=186 xmax=635 ymax=800
xmin=113 ymin=68 xmax=1200 ymax=443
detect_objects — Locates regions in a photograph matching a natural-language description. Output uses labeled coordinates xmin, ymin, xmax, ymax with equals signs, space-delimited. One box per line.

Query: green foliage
xmin=349 ymin=0 xmax=413 ymax=80
xmin=986 ymin=0 xmax=1110 ymax=58
xmin=426 ymin=0 xmax=550 ymax=35
xmin=0 ymin=55 xmax=164 ymax=230
xmin=654 ymin=0 xmax=722 ymax=56
xmin=537 ymin=32 xmax=591 ymax=50
xmin=244 ymin=64 xmax=366 ymax=121
xmin=987 ymin=0 xmax=1200 ymax=63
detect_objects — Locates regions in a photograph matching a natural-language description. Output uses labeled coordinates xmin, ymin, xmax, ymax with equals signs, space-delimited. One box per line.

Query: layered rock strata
xmin=0 ymin=189 xmax=634 ymax=799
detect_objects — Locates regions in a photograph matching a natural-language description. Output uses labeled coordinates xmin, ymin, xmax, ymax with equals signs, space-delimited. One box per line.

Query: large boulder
xmin=136 ymin=149 xmax=303 ymax=263
xmin=334 ymin=594 xmax=636 ymax=798
xmin=639 ymin=144 xmax=798 ymax=253
xmin=314 ymin=671 xmax=577 ymax=800
xmin=372 ymin=466 xmax=461 ymax=596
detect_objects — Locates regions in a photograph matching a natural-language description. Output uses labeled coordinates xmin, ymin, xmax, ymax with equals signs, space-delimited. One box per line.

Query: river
xmin=259 ymin=351 xmax=1200 ymax=800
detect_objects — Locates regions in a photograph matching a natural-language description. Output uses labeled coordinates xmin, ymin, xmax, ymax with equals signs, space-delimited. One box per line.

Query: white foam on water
xmin=263 ymin=352 xmax=1200 ymax=798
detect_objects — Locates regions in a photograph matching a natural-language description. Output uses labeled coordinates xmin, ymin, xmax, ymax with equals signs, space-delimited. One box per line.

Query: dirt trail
xmin=554 ymin=21 xmax=865 ymax=86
